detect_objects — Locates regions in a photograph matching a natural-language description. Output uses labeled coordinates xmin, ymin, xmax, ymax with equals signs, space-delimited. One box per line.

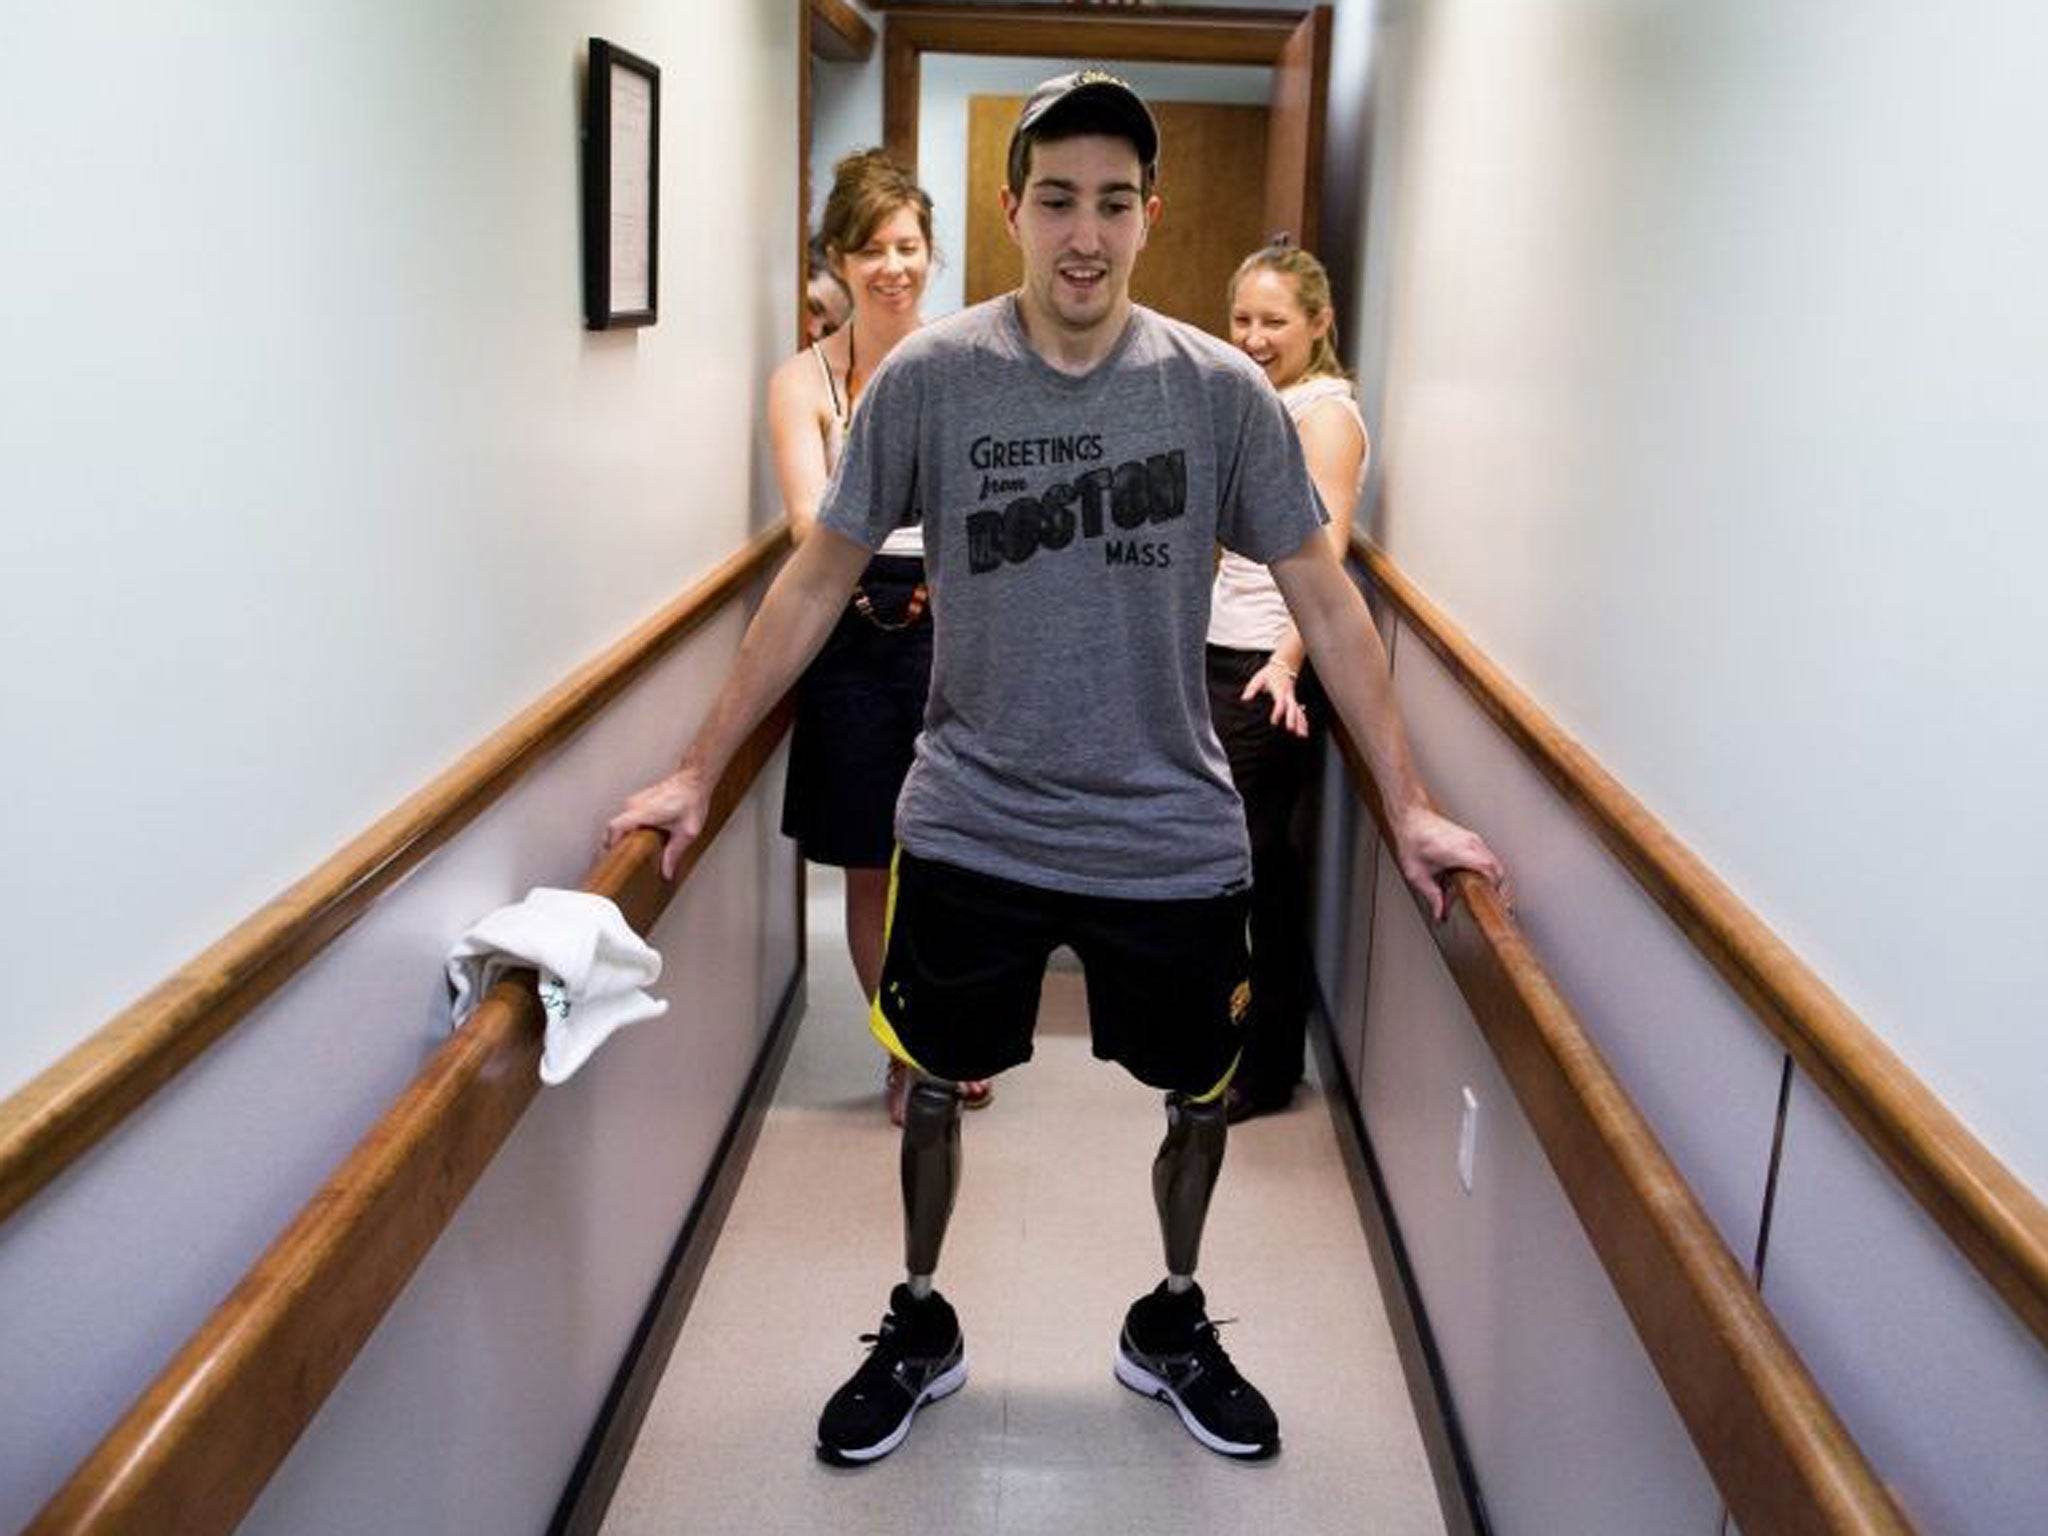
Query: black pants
xmin=1205 ymin=645 xmax=1324 ymax=1104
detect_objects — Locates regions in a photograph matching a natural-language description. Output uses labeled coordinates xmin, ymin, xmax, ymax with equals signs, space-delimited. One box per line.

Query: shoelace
xmin=1187 ymin=1318 xmax=1251 ymax=1391
xmin=845 ymin=1318 xmax=914 ymax=1396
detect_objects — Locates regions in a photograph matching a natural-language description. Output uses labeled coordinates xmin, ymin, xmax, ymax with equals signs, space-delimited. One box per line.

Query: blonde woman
xmin=1207 ymin=244 xmax=1368 ymax=1122
xmin=768 ymin=150 xmax=990 ymax=1123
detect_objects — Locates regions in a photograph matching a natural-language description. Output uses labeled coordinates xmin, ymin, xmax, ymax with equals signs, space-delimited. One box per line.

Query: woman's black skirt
xmin=781 ymin=553 xmax=933 ymax=868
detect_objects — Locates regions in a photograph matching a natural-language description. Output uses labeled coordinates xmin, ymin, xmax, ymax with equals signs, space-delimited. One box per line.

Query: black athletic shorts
xmin=869 ymin=849 xmax=1252 ymax=1100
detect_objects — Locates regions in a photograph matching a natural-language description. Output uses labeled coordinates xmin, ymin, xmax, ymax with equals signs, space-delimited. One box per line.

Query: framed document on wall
xmin=583 ymin=39 xmax=659 ymax=329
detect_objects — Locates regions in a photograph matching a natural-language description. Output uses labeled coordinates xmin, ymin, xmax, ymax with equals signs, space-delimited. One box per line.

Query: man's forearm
xmin=679 ymin=528 xmax=869 ymax=783
xmin=1272 ymin=545 xmax=1429 ymax=825
xmin=1267 ymin=537 xmax=1510 ymax=920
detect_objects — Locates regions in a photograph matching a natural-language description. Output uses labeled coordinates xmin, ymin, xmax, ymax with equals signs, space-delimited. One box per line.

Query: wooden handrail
xmin=1331 ymin=732 xmax=1913 ymax=1536
xmin=1352 ymin=532 xmax=2048 ymax=1354
xmin=0 ymin=523 xmax=791 ymax=1230
xmin=25 ymin=699 xmax=795 ymax=1535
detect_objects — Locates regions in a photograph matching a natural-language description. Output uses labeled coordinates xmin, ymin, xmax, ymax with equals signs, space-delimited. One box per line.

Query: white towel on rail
xmin=446 ymin=887 xmax=667 ymax=1085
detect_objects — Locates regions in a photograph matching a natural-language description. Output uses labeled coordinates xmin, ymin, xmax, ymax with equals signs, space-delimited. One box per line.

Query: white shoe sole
xmin=818 ymin=1358 xmax=968 ymax=1465
xmin=1114 ymin=1348 xmax=1278 ymax=1460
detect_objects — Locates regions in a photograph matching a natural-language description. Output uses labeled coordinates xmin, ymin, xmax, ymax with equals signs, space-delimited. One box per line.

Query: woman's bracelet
xmin=1267 ymin=659 xmax=1298 ymax=680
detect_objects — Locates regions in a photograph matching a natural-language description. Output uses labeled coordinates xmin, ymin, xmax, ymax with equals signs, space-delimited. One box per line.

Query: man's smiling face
xmin=1002 ymin=133 xmax=1160 ymax=345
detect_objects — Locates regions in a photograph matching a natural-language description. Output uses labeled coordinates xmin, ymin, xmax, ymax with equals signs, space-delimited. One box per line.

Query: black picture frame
xmin=583 ymin=39 xmax=660 ymax=330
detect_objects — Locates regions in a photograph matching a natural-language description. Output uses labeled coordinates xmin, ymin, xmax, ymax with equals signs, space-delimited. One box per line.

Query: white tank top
xmin=813 ymin=342 xmax=923 ymax=557
xmin=1206 ymin=375 xmax=1364 ymax=652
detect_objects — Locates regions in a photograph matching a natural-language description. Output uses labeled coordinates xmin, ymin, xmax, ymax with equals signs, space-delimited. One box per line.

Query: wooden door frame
xmin=876 ymin=4 xmax=1313 ymax=174
xmin=1259 ymin=2 xmax=1330 ymax=250
xmin=801 ymin=0 xmax=878 ymax=347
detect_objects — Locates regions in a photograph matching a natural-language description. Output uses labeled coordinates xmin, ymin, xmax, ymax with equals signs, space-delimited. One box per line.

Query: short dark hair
xmin=1006 ymin=99 xmax=1158 ymax=198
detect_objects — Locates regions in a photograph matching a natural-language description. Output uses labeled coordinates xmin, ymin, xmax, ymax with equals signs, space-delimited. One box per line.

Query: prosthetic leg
xmin=1153 ymin=1091 xmax=1228 ymax=1283
xmin=1119 ymin=1090 xmax=1277 ymax=1459
xmin=816 ymin=1073 xmax=967 ymax=1465
xmin=901 ymin=1076 xmax=963 ymax=1293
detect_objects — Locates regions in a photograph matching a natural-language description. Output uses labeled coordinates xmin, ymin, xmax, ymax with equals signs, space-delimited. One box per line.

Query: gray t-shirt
xmin=817 ymin=296 xmax=1325 ymax=898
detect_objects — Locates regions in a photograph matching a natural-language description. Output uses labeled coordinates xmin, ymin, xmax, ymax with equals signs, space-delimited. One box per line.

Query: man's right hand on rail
xmin=605 ymin=764 xmax=713 ymax=881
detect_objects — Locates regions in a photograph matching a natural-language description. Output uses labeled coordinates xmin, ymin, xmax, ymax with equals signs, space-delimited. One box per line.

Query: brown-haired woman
xmin=804 ymin=232 xmax=851 ymax=343
xmin=767 ymin=149 xmax=990 ymax=1123
xmin=1207 ymin=243 xmax=1369 ymax=1121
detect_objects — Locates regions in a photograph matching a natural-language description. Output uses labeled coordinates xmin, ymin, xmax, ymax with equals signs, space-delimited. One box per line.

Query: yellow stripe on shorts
xmin=1190 ymin=1048 xmax=1241 ymax=1105
xmin=1190 ymin=956 xmax=1253 ymax=1103
xmin=868 ymin=847 xmax=930 ymax=1073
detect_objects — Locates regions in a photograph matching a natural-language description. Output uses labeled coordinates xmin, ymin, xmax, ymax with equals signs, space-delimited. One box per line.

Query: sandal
xmin=885 ymin=1059 xmax=913 ymax=1127
xmin=959 ymin=1079 xmax=994 ymax=1111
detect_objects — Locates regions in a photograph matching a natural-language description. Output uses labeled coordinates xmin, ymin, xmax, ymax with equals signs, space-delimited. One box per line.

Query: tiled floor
xmin=602 ymin=868 xmax=1447 ymax=1536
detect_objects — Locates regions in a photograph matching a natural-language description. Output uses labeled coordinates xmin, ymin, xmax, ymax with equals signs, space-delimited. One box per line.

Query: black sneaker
xmin=1115 ymin=1280 xmax=1280 ymax=1459
xmin=816 ymin=1284 xmax=967 ymax=1466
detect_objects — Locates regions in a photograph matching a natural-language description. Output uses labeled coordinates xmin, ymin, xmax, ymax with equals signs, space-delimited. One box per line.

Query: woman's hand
xmin=1241 ymin=660 xmax=1311 ymax=739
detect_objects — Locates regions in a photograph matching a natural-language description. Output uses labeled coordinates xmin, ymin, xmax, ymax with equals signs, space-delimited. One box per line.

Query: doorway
xmin=880 ymin=5 xmax=1331 ymax=332
xmin=802 ymin=6 xmax=1332 ymax=335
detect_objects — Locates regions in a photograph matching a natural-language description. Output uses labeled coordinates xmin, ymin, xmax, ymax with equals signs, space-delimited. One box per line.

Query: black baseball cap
xmin=1007 ymin=70 xmax=1161 ymax=186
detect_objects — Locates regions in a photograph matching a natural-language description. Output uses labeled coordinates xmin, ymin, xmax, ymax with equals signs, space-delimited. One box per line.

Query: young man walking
xmin=607 ymin=73 xmax=1507 ymax=1466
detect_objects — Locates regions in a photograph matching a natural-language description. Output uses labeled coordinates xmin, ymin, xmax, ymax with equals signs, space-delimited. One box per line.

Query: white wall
xmin=0 ymin=602 xmax=802 ymax=1531
xmin=0 ymin=0 xmax=797 ymax=1097
xmin=1315 ymin=0 xmax=2048 ymax=1526
xmin=1322 ymin=589 xmax=2048 ymax=1533
xmin=0 ymin=3 xmax=808 ymax=1527
xmin=1336 ymin=0 xmax=2048 ymax=1192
